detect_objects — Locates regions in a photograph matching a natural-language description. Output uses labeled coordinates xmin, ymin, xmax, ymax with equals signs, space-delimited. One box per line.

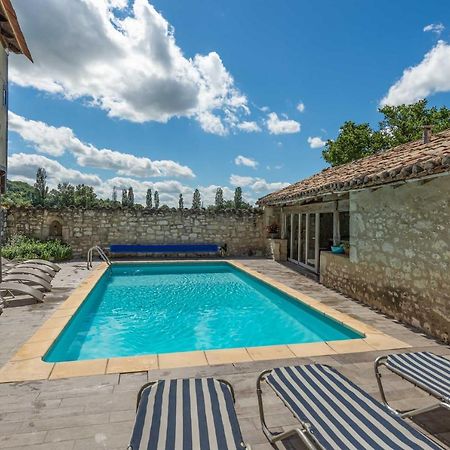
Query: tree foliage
xmin=121 ymin=189 xmax=128 ymax=206
xmin=32 ymin=168 xmax=49 ymax=206
xmin=146 ymin=188 xmax=152 ymax=208
xmin=192 ymin=189 xmax=201 ymax=209
xmin=128 ymin=187 xmax=134 ymax=206
xmin=154 ymin=190 xmax=160 ymax=209
xmin=2 ymin=180 xmax=34 ymax=206
xmin=178 ymin=193 xmax=184 ymax=209
xmin=322 ymin=100 xmax=450 ymax=166
xmin=233 ymin=187 xmax=242 ymax=209
xmin=215 ymin=187 xmax=224 ymax=209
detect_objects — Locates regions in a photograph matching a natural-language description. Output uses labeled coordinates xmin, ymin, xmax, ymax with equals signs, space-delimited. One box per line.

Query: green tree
xmin=233 ymin=187 xmax=242 ymax=209
xmin=215 ymin=187 xmax=224 ymax=209
xmin=146 ymin=188 xmax=152 ymax=208
xmin=322 ymin=100 xmax=450 ymax=166
xmin=128 ymin=187 xmax=134 ymax=206
xmin=1 ymin=180 xmax=34 ymax=206
xmin=32 ymin=168 xmax=49 ymax=206
xmin=378 ymin=99 xmax=450 ymax=145
xmin=178 ymin=193 xmax=184 ymax=209
xmin=154 ymin=190 xmax=160 ymax=209
xmin=51 ymin=182 xmax=75 ymax=207
xmin=322 ymin=122 xmax=388 ymax=166
xmin=74 ymin=184 xmax=97 ymax=208
xmin=121 ymin=189 xmax=128 ymax=206
xmin=192 ymin=189 xmax=201 ymax=209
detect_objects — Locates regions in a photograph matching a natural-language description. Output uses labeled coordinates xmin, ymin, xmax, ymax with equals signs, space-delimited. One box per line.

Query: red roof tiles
xmin=258 ymin=129 xmax=450 ymax=206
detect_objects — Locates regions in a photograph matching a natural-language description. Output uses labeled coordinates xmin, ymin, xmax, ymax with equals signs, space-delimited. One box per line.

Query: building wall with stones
xmin=4 ymin=207 xmax=266 ymax=258
xmin=320 ymin=174 xmax=450 ymax=342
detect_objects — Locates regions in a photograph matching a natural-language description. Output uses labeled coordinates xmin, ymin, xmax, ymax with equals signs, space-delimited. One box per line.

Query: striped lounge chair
xmin=128 ymin=378 xmax=250 ymax=450
xmin=375 ymin=351 xmax=450 ymax=417
xmin=257 ymin=364 xmax=443 ymax=450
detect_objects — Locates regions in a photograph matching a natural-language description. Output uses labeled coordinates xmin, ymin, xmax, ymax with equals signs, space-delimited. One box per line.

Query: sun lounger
xmin=0 ymin=282 xmax=44 ymax=303
xmin=2 ymin=257 xmax=60 ymax=272
xmin=6 ymin=267 xmax=54 ymax=283
xmin=375 ymin=352 xmax=450 ymax=417
xmin=3 ymin=274 xmax=52 ymax=292
xmin=128 ymin=378 xmax=250 ymax=450
xmin=14 ymin=263 xmax=56 ymax=276
xmin=22 ymin=259 xmax=60 ymax=271
xmin=257 ymin=364 xmax=443 ymax=449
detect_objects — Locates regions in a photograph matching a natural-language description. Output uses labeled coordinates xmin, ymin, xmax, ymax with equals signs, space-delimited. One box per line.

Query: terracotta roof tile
xmin=0 ymin=0 xmax=32 ymax=61
xmin=258 ymin=129 xmax=450 ymax=205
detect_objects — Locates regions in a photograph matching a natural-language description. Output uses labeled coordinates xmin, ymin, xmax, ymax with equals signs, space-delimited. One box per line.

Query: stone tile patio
xmin=0 ymin=259 xmax=449 ymax=449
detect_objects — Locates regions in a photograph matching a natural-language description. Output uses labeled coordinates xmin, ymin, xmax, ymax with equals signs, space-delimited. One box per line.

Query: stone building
xmin=258 ymin=129 xmax=450 ymax=342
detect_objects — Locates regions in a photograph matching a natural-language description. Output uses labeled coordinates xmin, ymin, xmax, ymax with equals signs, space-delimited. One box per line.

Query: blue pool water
xmin=44 ymin=263 xmax=362 ymax=362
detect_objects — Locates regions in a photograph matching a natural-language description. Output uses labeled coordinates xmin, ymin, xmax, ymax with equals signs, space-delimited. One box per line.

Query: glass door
xmin=306 ymin=213 xmax=316 ymax=269
xmin=287 ymin=211 xmax=321 ymax=273
xmin=291 ymin=214 xmax=299 ymax=260
xmin=299 ymin=213 xmax=306 ymax=264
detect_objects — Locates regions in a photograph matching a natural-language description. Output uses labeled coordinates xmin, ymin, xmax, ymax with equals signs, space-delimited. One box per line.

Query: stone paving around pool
xmin=0 ymin=259 xmax=449 ymax=449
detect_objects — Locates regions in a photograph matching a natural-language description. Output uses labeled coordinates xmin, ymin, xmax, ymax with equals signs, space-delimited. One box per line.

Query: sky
xmin=7 ymin=0 xmax=450 ymax=206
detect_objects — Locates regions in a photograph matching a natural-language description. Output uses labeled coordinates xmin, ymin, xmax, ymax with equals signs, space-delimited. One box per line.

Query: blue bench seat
xmin=109 ymin=244 xmax=224 ymax=255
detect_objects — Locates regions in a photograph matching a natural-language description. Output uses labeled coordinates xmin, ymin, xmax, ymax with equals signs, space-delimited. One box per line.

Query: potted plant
xmin=266 ymin=223 xmax=279 ymax=239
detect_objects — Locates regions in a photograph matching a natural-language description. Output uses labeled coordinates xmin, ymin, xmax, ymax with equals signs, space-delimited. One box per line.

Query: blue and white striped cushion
xmin=266 ymin=364 xmax=442 ymax=450
xmin=385 ymin=352 xmax=450 ymax=402
xmin=129 ymin=378 xmax=246 ymax=450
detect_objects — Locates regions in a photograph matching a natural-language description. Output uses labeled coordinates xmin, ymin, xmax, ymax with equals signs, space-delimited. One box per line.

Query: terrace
xmin=0 ymin=258 xmax=449 ymax=449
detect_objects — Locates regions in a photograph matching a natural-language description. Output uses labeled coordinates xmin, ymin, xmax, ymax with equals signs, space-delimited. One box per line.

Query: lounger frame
xmin=375 ymin=355 xmax=450 ymax=418
xmin=257 ymin=369 xmax=317 ymax=450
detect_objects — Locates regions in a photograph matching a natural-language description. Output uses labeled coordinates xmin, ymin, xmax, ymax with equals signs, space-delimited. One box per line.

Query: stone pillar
xmin=267 ymin=238 xmax=287 ymax=261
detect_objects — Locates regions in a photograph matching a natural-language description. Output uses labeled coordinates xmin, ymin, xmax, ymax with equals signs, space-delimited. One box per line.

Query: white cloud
xmin=8 ymin=153 xmax=252 ymax=206
xmin=229 ymin=174 xmax=290 ymax=192
xmin=234 ymin=155 xmax=258 ymax=168
xmin=9 ymin=112 xmax=194 ymax=178
xmin=296 ymin=102 xmax=305 ymax=112
xmin=8 ymin=153 xmax=102 ymax=186
xmin=10 ymin=0 xmax=250 ymax=135
xmin=381 ymin=41 xmax=450 ymax=106
xmin=229 ymin=174 xmax=255 ymax=187
xmin=423 ymin=23 xmax=445 ymax=35
xmin=266 ymin=112 xmax=300 ymax=135
xmin=236 ymin=121 xmax=261 ymax=132
xmin=307 ymin=136 xmax=326 ymax=148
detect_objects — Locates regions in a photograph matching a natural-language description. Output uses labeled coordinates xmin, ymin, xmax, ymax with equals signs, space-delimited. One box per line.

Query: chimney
xmin=423 ymin=125 xmax=432 ymax=144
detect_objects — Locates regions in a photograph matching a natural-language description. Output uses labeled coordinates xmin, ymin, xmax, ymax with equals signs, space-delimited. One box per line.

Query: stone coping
xmin=0 ymin=260 xmax=411 ymax=382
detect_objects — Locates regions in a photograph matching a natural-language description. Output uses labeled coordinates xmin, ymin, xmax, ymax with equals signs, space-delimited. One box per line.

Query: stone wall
xmin=320 ymin=175 xmax=450 ymax=342
xmin=4 ymin=207 xmax=266 ymax=258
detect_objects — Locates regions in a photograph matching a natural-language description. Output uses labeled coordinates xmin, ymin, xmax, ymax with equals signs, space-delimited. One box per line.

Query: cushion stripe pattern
xmin=129 ymin=378 xmax=246 ymax=450
xmin=265 ymin=364 xmax=442 ymax=450
xmin=385 ymin=352 xmax=450 ymax=402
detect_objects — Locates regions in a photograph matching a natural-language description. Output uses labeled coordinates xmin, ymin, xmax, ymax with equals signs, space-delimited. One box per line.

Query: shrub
xmin=2 ymin=235 xmax=73 ymax=262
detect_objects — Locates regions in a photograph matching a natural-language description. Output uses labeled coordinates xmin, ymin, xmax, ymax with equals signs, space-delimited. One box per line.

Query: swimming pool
xmin=44 ymin=262 xmax=362 ymax=362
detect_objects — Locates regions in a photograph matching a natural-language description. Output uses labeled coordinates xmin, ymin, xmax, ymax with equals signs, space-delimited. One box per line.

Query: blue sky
xmin=8 ymin=0 xmax=450 ymax=205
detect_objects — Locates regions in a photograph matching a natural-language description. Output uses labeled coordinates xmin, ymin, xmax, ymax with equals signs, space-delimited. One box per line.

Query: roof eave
xmin=0 ymin=0 xmax=32 ymax=62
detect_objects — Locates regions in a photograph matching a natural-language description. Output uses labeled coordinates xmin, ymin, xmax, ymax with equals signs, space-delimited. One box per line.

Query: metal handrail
xmin=87 ymin=245 xmax=111 ymax=269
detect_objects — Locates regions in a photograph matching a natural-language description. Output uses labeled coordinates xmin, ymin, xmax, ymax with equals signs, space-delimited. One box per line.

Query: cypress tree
xmin=192 ymin=189 xmax=201 ymax=209
xmin=234 ymin=187 xmax=242 ymax=209
xmin=146 ymin=188 xmax=152 ymax=208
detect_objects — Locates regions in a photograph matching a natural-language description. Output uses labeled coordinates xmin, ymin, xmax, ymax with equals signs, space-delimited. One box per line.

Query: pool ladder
xmin=87 ymin=245 xmax=111 ymax=269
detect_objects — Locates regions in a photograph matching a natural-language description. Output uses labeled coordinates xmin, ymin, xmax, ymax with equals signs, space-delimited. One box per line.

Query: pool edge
xmin=0 ymin=259 xmax=411 ymax=383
